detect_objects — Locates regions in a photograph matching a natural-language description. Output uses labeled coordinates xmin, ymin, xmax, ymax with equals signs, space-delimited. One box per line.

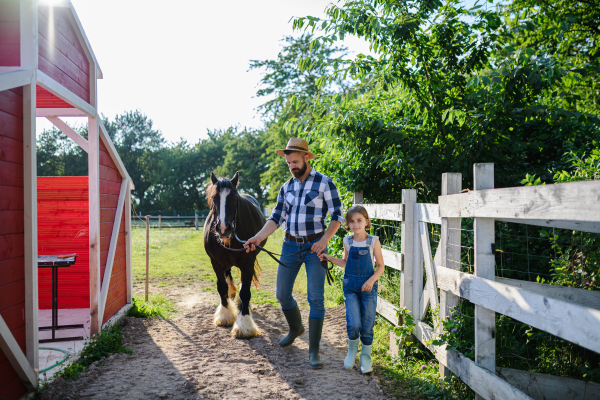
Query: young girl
xmin=320 ymin=205 xmax=385 ymax=373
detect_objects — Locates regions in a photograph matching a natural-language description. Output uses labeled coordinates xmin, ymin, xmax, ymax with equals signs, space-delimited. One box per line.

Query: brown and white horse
xmin=203 ymin=172 xmax=266 ymax=338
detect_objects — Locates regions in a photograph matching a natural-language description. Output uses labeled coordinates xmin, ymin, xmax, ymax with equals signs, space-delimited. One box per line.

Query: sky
xmin=36 ymin=0 xmax=373 ymax=144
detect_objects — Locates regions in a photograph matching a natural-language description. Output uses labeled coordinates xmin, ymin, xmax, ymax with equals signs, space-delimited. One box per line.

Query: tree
xmin=37 ymin=125 xmax=87 ymax=177
xmin=287 ymin=0 xmax=599 ymax=204
xmin=216 ymin=128 xmax=269 ymax=205
xmin=248 ymin=34 xmax=350 ymax=201
xmin=103 ymin=111 xmax=165 ymax=210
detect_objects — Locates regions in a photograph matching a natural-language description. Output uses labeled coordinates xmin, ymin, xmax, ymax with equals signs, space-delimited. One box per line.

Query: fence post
xmin=353 ymin=190 xmax=363 ymax=204
xmin=398 ymin=189 xmax=417 ymax=354
xmin=439 ymin=173 xmax=462 ymax=380
xmin=158 ymin=215 xmax=161 ymax=230
xmin=473 ymin=163 xmax=496 ymax=400
xmin=412 ymin=194 xmax=423 ymax=328
xmin=195 ymin=210 xmax=199 ymax=230
xmin=145 ymin=215 xmax=149 ymax=302
xmin=401 ymin=190 xmax=416 ymax=315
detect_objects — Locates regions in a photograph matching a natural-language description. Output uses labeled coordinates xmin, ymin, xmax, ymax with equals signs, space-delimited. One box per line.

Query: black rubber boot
xmin=279 ymin=305 xmax=305 ymax=347
xmin=308 ymin=318 xmax=324 ymax=369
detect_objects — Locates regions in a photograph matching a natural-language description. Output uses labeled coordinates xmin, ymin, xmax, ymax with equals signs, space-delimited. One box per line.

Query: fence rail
xmin=356 ymin=162 xmax=600 ymax=400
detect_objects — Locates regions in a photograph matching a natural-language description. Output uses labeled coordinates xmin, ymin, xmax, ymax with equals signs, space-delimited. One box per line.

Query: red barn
xmin=0 ymin=1 xmax=133 ymax=398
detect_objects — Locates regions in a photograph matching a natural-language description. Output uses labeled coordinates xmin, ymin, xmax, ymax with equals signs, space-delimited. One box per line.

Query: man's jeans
xmin=343 ymin=278 xmax=378 ymax=345
xmin=276 ymin=237 xmax=326 ymax=320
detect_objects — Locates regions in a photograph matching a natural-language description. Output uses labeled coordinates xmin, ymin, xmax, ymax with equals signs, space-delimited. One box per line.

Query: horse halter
xmin=212 ymin=181 xmax=239 ymax=236
xmin=210 ymin=181 xmax=335 ymax=285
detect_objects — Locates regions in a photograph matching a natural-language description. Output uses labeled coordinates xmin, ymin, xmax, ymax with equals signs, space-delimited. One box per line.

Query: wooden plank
xmin=495 ymin=277 xmax=600 ymax=311
xmin=37 ymin=8 xmax=90 ymax=74
xmin=0 ymin=210 xmax=24 ymax=235
xmin=353 ymin=190 xmax=363 ymax=204
xmin=419 ymin=242 xmax=442 ymax=321
xmin=0 ymin=233 xmax=24 ymax=261
xmin=0 ymin=160 xmax=23 ymax=187
xmin=0 ymin=109 xmax=23 ymax=140
xmin=125 ymin=183 xmax=132 ymax=304
xmin=0 ymin=314 xmax=36 ymax=390
xmin=377 ymin=296 xmax=399 ymax=326
xmin=102 ymin=292 xmax=126 ymax=324
xmin=413 ymin=321 xmax=532 ymax=400
xmin=439 ymin=180 xmax=600 ymax=222
xmin=437 ymin=266 xmax=600 ymax=354
xmin=99 ymin=119 xmax=129 ymax=180
xmin=496 ymin=367 xmax=600 ymax=400
xmin=359 ymin=203 xmax=404 ymax=222
xmin=36 ymin=69 xmax=96 ymax=116
xmin=64 ymin=3 xmax=101 ymax=77
xmin=88 ymin=116 xmax=100 ymax=335
xmin=416 ymin=203 xmax=441 ymax=225
xmin=0 ymin=186 xmax=23 ymax=210
xmin=36 ymin=107 xmax=87 ymax=117
xmin=38 ymin=55 xmax=89 ymax=102
xmin=419 ymin=221 xmax=438 ymax=320
xmin=473 ymin=163 xmax=495 ymax=400
xmin=497 ymin=218 xmax=600 ymax=234
xmin=0 ymin=70 xmax=32 ymax=93
xmin=0 ymin=185 xmax=24 ymax=211
xmin=381 ymin=248 xmax=402 ymax=271
xmin=439 ymin=172 xmax=462 ymax=379
xmin=37 ymin=34 xmax=89 ymax=91
xmin=99 ymin=180 xmax=127 ymax=322
xmin=0 ymin=257 xmax=25 ymax=287
xmin=0 ymin=135 xmax=24 ymax=164
xmin=412 ymin=200 xmax=423 ymax=322
xmin=46 ymin=116 xmax=88 ymax=152
xmin=100 ymin=164 xmax=121 ymax=183
xmin=100 ymin=178 xmax=121 ymax=195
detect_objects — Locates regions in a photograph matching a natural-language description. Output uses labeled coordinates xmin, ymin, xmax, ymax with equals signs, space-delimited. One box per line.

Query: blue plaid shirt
xmin=269 ymin=168 xmax=344 ymax=237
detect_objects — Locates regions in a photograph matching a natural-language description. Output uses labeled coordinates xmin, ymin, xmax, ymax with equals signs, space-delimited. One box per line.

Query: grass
xmin=371 ymin=316 xmax=472 ymax=399
xmin=128 ymin=293 xmax=178 ymax=319
xmin=129 ymin=227 xmax=465 ymax=398
xmin=39 ymin=324 xmax=133 ymax=389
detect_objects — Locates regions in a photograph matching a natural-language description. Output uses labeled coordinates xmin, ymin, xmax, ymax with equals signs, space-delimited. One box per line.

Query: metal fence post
xmin=195 ymin=210 xmax=199 ymax=230
xmin=158 ymin=215 xmax=161 ymax=230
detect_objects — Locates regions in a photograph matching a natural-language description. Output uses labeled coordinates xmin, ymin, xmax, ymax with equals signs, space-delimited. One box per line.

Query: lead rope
xmin=211 ymin=192 xmax=335 ymax=285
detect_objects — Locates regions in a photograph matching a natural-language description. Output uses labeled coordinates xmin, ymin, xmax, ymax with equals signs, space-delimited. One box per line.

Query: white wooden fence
xmin=355 ymin=163 xmax=600 ymax=400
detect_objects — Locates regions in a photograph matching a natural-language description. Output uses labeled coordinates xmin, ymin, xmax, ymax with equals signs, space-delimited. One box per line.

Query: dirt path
xmin=40 ymin=302 xmax=390 ymax=400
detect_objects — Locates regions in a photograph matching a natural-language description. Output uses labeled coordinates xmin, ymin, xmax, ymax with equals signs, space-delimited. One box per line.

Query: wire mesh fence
xmin=130 ymin=215 xmax=207 ymax=229
xmin=444 ymin=219 xmax=600 ymax=383
xmin=371 ymin=220 xmax=402 ymax=306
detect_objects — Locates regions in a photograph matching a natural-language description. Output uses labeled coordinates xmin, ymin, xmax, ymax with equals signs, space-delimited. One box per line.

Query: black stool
xmin=38 ymin=255 xmax=85 ymax=343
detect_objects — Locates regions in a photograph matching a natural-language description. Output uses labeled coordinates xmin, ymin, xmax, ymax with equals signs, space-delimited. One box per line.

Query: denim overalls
xmin=343 ymin=235 xmax=378 ymax=346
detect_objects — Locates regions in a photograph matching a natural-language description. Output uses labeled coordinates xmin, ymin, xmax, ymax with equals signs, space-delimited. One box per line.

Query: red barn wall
xmin=37 ymin=6 xmax=90 ymax=105
xmin=0 ymin=88 xmax=27 ymax=399
xmin=0 ymin=1 xmax=20 ymax=67
xmin=99 ymin=137 xmax=127 ymax=324
xmin=37 ymin=177 xmax=89 ymax=309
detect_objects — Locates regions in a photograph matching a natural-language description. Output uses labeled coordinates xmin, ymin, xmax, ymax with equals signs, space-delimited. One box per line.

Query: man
xmin=244 ymin=138 xmax=343 ymax=369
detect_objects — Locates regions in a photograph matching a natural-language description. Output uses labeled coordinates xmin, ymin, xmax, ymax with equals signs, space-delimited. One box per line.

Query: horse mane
xmin=206 ymin=177 xmax=236 ymax=208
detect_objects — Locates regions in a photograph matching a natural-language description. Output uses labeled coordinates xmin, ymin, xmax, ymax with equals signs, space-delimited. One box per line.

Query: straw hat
xmin=276 ymin=138 xmax=317 ymax=159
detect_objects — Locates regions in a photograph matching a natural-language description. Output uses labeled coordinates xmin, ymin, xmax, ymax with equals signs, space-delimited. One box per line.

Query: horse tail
xmin=252 ymin=259 xmax=262 ymax=288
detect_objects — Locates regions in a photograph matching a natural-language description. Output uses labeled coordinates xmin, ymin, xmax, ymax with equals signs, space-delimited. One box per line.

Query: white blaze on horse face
xmin=219 ymin=187 xmax=231 ymax=234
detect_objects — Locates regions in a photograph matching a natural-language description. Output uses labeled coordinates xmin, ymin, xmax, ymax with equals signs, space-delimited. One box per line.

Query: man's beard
xmin=291 ymin=161 xmax=308 ymax=178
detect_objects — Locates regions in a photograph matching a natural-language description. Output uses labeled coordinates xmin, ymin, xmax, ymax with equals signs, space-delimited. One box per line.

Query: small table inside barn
xmin=38 ymin=254 xmax=85 ymax=343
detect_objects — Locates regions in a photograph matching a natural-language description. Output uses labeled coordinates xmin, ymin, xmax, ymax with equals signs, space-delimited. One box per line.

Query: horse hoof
xmin=213 ymin=300 xmax=238 ymax=327
xmin=231 ymin=313 xmax=260 ymax=339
